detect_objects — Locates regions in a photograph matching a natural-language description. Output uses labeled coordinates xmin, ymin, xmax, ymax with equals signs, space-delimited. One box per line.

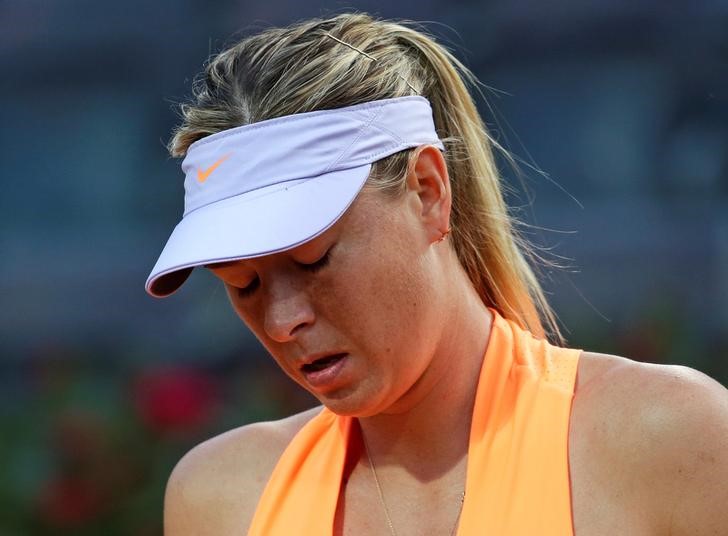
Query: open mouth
xmin=301 ymin=353 xmax=347 ymax=373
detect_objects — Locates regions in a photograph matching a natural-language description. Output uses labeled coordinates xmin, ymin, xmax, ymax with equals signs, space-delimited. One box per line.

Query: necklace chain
xmin=361 ymin=432 xmax=465 ymax=536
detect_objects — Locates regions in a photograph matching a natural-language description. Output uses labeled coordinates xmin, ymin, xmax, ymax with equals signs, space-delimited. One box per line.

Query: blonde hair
xmin=169 ymin=13 xmax=563 ymax=343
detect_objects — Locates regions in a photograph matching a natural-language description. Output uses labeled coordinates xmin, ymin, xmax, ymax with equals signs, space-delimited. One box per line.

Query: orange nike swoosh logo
xmin=197 ymin=154 xmax=231 ymax=183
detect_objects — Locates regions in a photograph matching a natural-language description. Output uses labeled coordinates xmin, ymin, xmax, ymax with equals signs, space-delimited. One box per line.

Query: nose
xmin=262 ymin=279 xmax=315 ymax=343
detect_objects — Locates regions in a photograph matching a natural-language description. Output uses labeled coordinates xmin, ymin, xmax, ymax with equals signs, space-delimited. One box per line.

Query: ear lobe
xmin=405 ymin=145 xmax=452 ymax=243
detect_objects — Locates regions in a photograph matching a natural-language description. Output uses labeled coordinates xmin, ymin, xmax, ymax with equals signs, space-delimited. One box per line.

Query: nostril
xmin=290 ymin=318 xmax=313 ymax=337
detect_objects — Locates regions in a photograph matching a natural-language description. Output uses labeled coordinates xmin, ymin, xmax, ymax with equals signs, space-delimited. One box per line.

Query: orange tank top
xmin=248 ymin=309 xmax=581 ymax=535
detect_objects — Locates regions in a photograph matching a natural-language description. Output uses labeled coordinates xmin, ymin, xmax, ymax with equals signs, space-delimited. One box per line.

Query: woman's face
xmin=208 ymin=185 xmax=448 ymax=417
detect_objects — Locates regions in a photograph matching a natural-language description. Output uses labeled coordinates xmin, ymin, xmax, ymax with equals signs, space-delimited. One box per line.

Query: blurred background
xmin=1 ymin=1 xmax=727 ymax=534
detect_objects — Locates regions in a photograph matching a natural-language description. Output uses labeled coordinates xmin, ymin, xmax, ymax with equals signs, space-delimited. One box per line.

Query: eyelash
xmin=298 ymin=249 xmax=332 ymax=273
xmin=234 ymin=249 xmax=332 ymax=298
xmin=235 ymin=278 xmax=259 ymax=299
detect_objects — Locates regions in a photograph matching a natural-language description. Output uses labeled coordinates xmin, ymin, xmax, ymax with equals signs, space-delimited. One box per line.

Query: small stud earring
xmin=436 ymin=227 xmax=452 ymax=243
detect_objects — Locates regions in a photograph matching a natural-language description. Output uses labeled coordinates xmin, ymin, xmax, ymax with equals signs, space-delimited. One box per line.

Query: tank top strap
xmin=458 ymin=309 xmax=580 ymax=535
xmin=247 ymin=409 xmax=352 ymax=535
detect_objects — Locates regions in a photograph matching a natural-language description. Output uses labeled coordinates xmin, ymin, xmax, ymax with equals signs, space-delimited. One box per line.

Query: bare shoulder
xmin=163 ymin=406 xmax=322 ymax=536
xmin=573 ymin=351 xmax=728 ymax=536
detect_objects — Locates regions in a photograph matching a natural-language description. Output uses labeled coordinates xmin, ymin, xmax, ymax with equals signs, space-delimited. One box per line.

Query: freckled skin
xmin=209 ymin=187 xmax=449 ymax=418
xmin=169 ymin=149 xmax=728 ymax=536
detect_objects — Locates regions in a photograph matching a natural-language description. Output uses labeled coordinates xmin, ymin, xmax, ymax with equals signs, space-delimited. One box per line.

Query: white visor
xmin=146 ymin=96 xmax=444 ymax=297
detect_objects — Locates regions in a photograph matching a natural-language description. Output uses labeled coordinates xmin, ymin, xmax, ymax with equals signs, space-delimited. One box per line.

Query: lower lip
xmin=302 ymin=354 xmax=348 ymax=390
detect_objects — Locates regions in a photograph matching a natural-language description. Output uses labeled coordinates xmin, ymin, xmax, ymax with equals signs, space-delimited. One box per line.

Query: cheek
xmin=320 ymin=243 xmax=436 ymax=359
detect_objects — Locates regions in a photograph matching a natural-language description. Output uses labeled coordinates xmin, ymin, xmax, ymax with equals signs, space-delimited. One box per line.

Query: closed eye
xmin=297 ymin=249 xmax=332 ymax=273
xmin=234 ymin=277 xmax=259 ymax=298
xmin=229 ymin=246 xmax=333 ymax=298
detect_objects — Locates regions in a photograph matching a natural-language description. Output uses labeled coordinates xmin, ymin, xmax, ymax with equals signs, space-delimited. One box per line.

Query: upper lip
xmin=297 ymin=351 xmax=347 ymax=369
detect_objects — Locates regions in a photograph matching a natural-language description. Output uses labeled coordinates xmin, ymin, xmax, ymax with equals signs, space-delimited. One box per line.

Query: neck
xmin=358 ymin=270 xmax=493 ymax=479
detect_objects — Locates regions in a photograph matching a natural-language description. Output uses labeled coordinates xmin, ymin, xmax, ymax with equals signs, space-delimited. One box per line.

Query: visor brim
xmin=145 ymin=164 xmax=371 ymax=297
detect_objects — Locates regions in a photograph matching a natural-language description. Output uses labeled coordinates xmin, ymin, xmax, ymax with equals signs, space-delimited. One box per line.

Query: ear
xmin=405 ymin=145 xmax=452 ymax=244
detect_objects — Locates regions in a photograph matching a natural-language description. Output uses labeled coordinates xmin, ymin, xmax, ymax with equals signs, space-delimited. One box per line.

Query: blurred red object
xmin=134 ymin=366 xmax=219 ymax=436
xmin=37 ymin=409 xmax=139 ymax=528
xmin=39 ymin=475 xmax=103 ymax=527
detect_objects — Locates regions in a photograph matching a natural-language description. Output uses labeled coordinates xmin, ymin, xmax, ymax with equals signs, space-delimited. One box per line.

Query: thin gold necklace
xmin=361 ymin=432 xmax=466 ymax=536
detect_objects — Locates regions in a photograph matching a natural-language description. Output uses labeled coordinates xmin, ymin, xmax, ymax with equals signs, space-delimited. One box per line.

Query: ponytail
xmin=169 ymin=13 xmax=563 ymax=343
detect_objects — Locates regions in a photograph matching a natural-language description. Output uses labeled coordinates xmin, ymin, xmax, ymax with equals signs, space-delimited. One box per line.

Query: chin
xmin=313 ymin=386 xmax=387 ymax=418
